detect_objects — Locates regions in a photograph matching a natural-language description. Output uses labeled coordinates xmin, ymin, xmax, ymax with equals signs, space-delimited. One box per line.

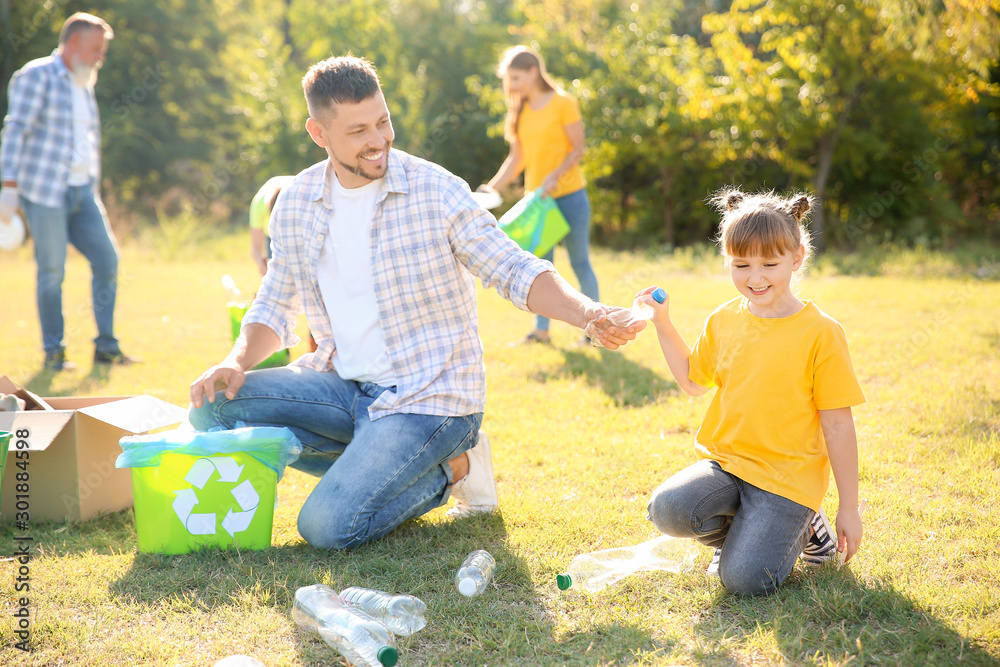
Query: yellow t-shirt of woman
xmin=516 ymin=90 xmax=586 ymax=199
xmin=687 ymin=297 xmax=866 ymax=512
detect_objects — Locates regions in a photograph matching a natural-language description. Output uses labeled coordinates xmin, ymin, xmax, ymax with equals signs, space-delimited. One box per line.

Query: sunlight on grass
xmin=0 ymin=227 xmax=998 ymax=665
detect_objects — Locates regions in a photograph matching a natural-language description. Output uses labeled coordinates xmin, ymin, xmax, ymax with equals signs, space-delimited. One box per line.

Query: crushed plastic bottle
xmin=556 ymin=534 xmax=699 ymax=593
xmin=455 ymin=550 xmax=496 ymax=597
xmin=340 ymin=586 xmax=427 ymax=636
xmin=292 ymin=584 xmax=398 ymax=667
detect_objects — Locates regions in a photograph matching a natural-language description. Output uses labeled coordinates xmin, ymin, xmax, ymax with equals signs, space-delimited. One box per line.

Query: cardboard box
xmin=0 ymin=376 xmax=187 ymax=523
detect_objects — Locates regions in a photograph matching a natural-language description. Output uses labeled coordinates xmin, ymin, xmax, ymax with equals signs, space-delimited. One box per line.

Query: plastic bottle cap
xmin=556 ymin=573 xmax=573 ymax=591
xmin=458 ymin=577 xmax=478 ymax=596
xmin=651 ymin=287 xmax=667 ymax=303
xmin=377 ymin=646 xmax=399 ymax=666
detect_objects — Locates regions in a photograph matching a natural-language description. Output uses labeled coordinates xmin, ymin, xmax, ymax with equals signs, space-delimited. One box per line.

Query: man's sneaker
xmin=43 ymin=348 xmax=77 ymax=372
xmin=800 ymin=508 xmax=838 ymax=567
xmin=707 ymin=548 xmax=722 ymax=578
xmin=446 ymin=432 xmax=499 ymax=518
xmin=94 ymin=349 xmax=141 ymax=365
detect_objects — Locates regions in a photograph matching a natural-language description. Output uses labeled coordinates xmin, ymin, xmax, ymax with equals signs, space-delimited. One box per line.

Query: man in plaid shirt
xmin=188 ymin=55 xmax=642 ymax=550
xmin=0 ymin=13 xmax=137 ymax=371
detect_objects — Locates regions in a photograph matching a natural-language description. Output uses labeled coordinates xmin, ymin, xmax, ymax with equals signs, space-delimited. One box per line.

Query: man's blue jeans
xmin=647 ymin=460 xmax=815 ymax=596
xmin=536 ymin=188 xmax=599 ymax=332
xmin=188 ymin=366 xmax=483 ymax=549
xmin=20 ymin=185 xmax=120 ymax=355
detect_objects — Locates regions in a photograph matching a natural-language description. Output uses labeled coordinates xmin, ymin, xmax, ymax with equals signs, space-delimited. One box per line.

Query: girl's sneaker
xmin=800 ymin=508 xmax=837 ymax=567
xmin=707 ymin=549 xmax=722 ymax=578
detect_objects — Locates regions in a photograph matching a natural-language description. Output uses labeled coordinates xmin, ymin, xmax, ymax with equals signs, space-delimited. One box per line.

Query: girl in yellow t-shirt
xmin=639 ymin=189 xmax=865 ymax=596
xmin=482 ymin=45 xmax=599 ymax=345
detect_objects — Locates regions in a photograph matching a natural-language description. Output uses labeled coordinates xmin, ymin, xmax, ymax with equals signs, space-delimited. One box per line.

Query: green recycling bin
xmin=0 ymin=431 xmax=11 ymax=513
xmin=131 ymin=450 xmax=277 ymax=554
xmin=117 ymin=426 xmax=302 ymax=555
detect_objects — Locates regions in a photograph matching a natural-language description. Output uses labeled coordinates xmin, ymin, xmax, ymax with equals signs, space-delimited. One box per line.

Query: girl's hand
xmin=835 ymin=503 xmax=864 ymax=564
xmin=635 ymin=286 xmax=671 ymax=325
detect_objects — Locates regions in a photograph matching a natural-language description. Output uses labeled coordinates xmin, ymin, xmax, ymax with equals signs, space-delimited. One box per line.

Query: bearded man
xmin=1 ymin=12 xmax=137 ymax=371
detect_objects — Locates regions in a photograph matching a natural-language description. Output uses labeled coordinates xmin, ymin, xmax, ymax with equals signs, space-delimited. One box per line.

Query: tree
xmin=702 ymin=0 xmax=999 ymax=248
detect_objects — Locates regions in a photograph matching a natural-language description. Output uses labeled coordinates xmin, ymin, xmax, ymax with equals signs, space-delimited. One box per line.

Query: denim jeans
xmin=20 ymin=185 xmax=120 ymax=355
xmin=536 ymin=188 xmax=599 ymax=331
xmin=188 ymin=366 xmax=483 ymax=549
xmin=647 ymin=459 xmax=815 ymax=596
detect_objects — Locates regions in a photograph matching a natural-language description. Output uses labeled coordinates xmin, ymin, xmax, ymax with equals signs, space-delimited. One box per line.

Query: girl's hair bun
xmin=726 ymin=192 xmax=744 ymax=210
xmin=789 ymin=195 xmax=811 ymax=221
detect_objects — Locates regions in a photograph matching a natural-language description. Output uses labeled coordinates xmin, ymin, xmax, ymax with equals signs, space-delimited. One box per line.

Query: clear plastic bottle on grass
xmin=556 ymin=534 xmax=699 ymax=593
xmin=340 ymin=586 xmax=428 ymax=636
xmin=455 ymin=550 xmax=496 ymax=597
xmin=292 ymin=584 xmax=398 ymax=667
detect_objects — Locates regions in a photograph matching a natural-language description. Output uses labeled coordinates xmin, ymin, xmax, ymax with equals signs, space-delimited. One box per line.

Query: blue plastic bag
xmin=116 ymin=426 xmax=302 ymax=481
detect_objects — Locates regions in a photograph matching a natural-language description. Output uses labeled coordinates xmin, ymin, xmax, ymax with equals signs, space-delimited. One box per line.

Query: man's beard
xmin=334 ymin=141 xmax=391 ymax=183
xmin=70 ymin=54 xmax=99 ymax=87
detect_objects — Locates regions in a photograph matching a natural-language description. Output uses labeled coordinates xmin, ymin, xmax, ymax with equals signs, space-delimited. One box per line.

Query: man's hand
xmin=189 ymin=363 xmax=246 ymax=408
xmin=0 ymin=186 xmax=19 ymax=225
xmin=585 ymin=309 xmax=647 ymax=349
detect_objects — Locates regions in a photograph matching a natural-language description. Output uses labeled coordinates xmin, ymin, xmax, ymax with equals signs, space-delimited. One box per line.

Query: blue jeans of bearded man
xmin=20 ymin=185 xmax=120 ymax=355
xmin=188 ymin=366 xmax=483 ymax=549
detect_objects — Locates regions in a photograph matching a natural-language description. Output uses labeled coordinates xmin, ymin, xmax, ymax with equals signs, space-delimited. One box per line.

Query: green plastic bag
xmin=116 ymin=426 xmax=301 ymax=481
xmin=497 ymin=187 xmax=571 ymax=257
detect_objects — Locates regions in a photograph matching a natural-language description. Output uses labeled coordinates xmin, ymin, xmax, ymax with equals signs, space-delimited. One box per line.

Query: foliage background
xmin=1 ymin=0 xmax=998 ymax=250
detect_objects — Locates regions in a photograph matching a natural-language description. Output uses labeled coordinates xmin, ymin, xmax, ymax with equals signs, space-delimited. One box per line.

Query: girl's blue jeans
xmin=647 ymin=459 xmax=815 ymax=596
xmin=188 ymin=366 xmax=482 ymax=549
xmin=536 ymin=188 xmax=599 ymax=332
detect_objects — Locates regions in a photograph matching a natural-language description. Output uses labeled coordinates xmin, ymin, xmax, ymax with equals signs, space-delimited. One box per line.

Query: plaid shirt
xmin=245 ymin=149 xmax=552 ymax=419
xmin=1 ymin=51 xmax=100 ymax=207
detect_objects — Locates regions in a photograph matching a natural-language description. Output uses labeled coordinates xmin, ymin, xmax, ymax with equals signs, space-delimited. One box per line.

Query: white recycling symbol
xmin=171 ymin=457 xmax=260 ymax=538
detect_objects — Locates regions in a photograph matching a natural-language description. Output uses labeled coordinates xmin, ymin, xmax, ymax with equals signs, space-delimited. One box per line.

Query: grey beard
xmin=70 ymin=56 xmax=98 ymax=87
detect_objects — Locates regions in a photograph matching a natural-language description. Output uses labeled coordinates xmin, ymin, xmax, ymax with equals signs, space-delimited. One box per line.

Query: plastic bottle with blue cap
xmin=606 ymin=287 xmax=667 ymax=329
xmin=629 ymin=287 xmax=668 ymax=320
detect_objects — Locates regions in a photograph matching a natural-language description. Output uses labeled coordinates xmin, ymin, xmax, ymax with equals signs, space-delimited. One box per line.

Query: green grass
xmin=1 ymin=223 xmax=998 ymax=666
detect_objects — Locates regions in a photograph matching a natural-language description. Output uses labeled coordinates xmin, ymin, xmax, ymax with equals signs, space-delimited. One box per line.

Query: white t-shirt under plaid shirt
xmin=243 ymin=149 xmax=553 ymax=420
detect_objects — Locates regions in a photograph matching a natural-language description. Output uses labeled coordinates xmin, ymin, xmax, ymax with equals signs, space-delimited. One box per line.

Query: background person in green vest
xmin=249 ymin=175 xmax=294 ymax=276
xmin=249 ymin=175 xmax=316 ymax=352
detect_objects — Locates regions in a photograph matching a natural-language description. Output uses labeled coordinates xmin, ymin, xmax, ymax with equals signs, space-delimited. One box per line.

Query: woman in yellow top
xmin=641 ymin=188 xmax=865 ymax=596
xmin=484 ymin=46 xmax=599 ymax=345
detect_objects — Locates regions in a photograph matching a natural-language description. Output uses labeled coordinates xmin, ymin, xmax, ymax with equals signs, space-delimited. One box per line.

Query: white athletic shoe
xmin=446 ymin=432 xmax=499 ymax=518
xmin=707 ymin=548 xmax=722 ymax=578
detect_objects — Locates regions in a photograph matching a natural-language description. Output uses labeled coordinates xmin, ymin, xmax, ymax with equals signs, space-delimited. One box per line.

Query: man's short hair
xmin=59 ymin=12 xmax=114 ymax=46
xmin=302 ymin=56 xmax=381 ymax=119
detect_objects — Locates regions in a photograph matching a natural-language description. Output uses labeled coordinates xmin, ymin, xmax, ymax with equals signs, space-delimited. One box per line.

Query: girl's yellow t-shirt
xmin=516 ymin=90 xmax=586 ymax=199
xmin=687 ymin=297 xmax=866 ymax=511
